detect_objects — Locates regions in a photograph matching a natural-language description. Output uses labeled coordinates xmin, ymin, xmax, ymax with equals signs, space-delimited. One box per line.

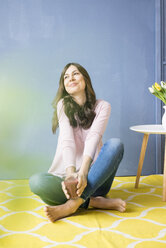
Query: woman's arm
xmin=83 ymin=101 xmax=111 ymax=160
xmin=76 ymin=155 xmax=92 ymax=196
xmin=79 ymin=155 xmax=92 ymax=177
xmin=76 ymin=101 xmax=111 ymax=196
xmin=57 ymin=99 xmax=76 ymax=171
xmin=57 ymin=100 xmax=80 ymax=198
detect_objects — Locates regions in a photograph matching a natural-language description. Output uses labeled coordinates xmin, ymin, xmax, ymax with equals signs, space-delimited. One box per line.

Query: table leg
xmin=135 ymin=134 xmax=149 ymax=188
xmin=163 ymin=135 xmax=166 ymax=201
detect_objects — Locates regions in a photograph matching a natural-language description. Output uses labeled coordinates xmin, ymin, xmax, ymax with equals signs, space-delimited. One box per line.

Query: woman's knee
xmin=105 ymin=138 xmax=124 ymax=156
xmin=29 ymin=172 xmax=48 ymax=195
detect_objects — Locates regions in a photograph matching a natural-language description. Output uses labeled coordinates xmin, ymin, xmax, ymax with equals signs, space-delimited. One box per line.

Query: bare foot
xmin=89 ymin=196 xmax=126 ymax=212
xmin=44 ymin=198 xmax=84 ymax=222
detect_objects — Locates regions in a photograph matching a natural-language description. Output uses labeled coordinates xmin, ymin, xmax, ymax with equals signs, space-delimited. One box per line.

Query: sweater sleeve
xmin=57 ymin=99 xmax=76 ymax=169
xmin=83 ymin=100 xmax=111 ymax=160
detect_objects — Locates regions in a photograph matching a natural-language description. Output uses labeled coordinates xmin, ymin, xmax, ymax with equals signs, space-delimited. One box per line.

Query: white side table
xmin=130 ymin=124 xmax=166 ymax=201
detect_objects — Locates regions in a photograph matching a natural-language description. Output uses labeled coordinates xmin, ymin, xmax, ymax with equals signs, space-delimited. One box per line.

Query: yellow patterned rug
xmin=0 ymin=175 xmax=166 ymax=248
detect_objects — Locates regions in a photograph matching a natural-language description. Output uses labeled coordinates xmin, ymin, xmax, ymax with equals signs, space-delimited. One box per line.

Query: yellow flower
xmin=154 ymin=82 xmax=161 ymax=91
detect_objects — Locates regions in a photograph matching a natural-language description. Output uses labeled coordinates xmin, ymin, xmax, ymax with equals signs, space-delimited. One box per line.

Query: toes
xmin=44 ymin=206 xmax=49 ymax=217
xmin=44 ymin=206 xmax=48 ymax=212
xmin=44 ymin=206 xmax=55 ymax=222
xmin=115 ymin=199 xmax=126 ymax=212
xmin=121 ymin=200 xmax=127 ymax=208
xmin=121 ymin=207 xmax=126 ymax=213
xmin=44 ymin=206 xmax=51 ymax=216
xmin=118 ymin=199 xmax=126 ymax=208
xmin=117 ymin=205 xmax=126 ymax=213
xmin=120 ymin=202 xmax=126 ymax=212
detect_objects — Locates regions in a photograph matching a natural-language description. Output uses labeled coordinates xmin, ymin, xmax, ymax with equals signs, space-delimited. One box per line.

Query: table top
xmin=130 ymin=124 xmax=166 ymax=134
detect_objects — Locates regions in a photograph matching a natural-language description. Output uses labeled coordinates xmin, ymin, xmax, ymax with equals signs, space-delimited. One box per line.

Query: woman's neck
xmin=72 ymin=92 xmax=86 ymax=106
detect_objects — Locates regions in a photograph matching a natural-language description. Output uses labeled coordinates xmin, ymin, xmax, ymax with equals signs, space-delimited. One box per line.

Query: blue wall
xmin=0 ymin=0 xmax=156 ymax=179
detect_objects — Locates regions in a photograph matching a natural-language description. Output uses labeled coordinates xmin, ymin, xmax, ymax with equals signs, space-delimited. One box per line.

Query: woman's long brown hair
xmin=52 ymin=63 xmax=96 ymax=133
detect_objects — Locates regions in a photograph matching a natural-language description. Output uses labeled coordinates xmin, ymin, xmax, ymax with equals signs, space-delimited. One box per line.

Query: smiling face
xmin=63 ymin=65 xmax=86 ymax=96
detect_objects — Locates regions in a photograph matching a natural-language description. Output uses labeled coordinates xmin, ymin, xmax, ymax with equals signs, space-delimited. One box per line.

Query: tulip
xmin=161 ymin=81 xmax=166 ymax=89
xmin=154 ymin=82 xmax=161 ymax=91
xmin=148 ymin=87 xmax=154 ymax=93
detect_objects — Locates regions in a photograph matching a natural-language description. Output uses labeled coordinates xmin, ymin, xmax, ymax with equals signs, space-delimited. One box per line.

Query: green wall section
xmin=0 ymin=49 xmax=55 ymax=179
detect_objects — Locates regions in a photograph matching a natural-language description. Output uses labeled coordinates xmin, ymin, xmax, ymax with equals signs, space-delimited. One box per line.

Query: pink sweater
xmin=48 ymin=99 xmax=111 ymax=178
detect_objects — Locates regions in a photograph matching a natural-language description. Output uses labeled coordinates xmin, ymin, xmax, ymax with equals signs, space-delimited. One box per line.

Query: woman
xmin=29 ymin=63 xmax=126 ymax=222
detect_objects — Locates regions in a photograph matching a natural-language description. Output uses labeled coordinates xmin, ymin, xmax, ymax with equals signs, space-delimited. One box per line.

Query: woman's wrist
xmin=79 ymin=155 xmax=92 ymax=178
xmin=66 ymin=166 xmax=76 ymax=178
xmin=78 ymin=168 xmax=88 ymax=178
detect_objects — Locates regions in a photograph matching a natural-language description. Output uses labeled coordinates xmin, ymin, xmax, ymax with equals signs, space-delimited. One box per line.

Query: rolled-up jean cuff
xmin=79 ymin=198 xmax=90 ymax=209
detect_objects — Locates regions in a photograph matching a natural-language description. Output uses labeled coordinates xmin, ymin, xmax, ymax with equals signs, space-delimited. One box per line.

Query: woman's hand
xmin=61 ymin=172 xmax=78 ymax=199
xmin=76 ymin=173 xmax=87 ymax=197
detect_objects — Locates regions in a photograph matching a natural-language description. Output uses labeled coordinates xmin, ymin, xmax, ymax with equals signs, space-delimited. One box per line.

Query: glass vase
xmin=162 ymin=105 xmax=166 ymax=129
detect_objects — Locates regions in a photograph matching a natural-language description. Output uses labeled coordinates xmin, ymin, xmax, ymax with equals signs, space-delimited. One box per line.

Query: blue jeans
xmin=29 ymin=138 xmax=124 ymax=208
